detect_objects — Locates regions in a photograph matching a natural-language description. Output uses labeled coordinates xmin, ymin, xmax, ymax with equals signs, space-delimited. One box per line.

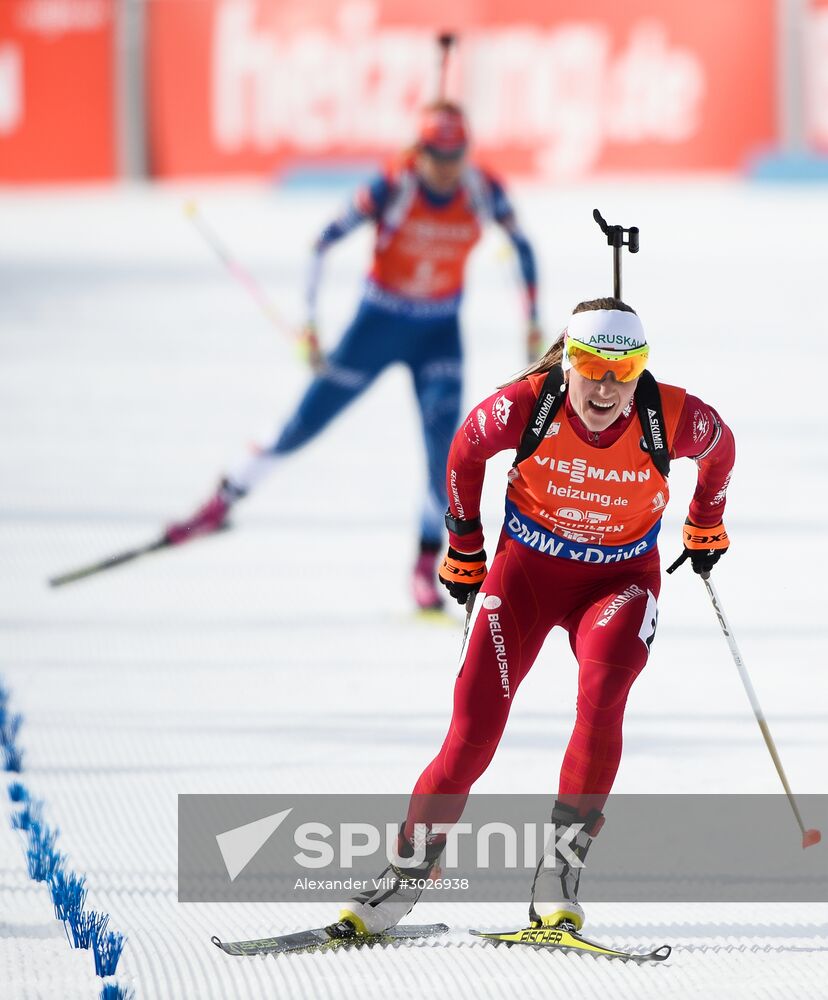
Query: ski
xmin=470 ymin=925 xmax=671 ymax=964
xmin=212 ymin=921 xmax=450 ymax=957
xmin=48 ymin=537 xmax=171 ymax=587
xmin=48 ymin=525 xmax=230 ymax=587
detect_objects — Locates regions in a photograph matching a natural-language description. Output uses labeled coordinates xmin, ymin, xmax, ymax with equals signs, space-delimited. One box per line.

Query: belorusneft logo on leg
xmin=482 ymin=594 xmax=510 ymax=699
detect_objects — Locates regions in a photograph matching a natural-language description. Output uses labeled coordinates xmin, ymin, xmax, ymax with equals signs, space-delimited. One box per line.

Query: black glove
xmin=666 ymin=519 xmax=729 ymax=577
xmin=438 ymin=547 xmax=487 ymax=605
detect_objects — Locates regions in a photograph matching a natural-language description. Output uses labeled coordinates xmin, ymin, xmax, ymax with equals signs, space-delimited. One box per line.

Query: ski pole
xmin=701 ymin=573 xmax=821 ymax=849
xmin=184 ymin=202 xmax=300 ymax=348
xmin=48 ymin=536 xmax=171 ymax=587
xmin=48 ymin=524 xmax=232 ymax=588
xmin=462 ymin=591 xmax=476 ymax=642
xmin=452 ymin=591 xmax=479 ymax=672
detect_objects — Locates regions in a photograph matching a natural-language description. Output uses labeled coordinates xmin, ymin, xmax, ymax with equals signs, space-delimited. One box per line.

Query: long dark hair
xmin=499 ymin=297 xmax=637 ymax=388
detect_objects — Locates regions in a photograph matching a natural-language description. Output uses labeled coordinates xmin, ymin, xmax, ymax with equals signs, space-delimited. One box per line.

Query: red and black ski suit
xmin=405 ymin=372 xmax=734 ymax=833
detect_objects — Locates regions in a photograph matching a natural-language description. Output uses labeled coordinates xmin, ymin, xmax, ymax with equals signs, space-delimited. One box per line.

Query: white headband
xmin=566 ymin=309 xmax=647 ymax=353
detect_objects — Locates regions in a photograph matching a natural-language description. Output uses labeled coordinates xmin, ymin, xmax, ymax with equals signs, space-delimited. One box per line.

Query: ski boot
xmin=529 ymin=800 xmax=604 ymax=931
xmin=164 ymin=478 xmax=244 ymax=545
xmin=338 ymin=825 xmax=444 ymax=936
xmin=412 ymin=541 xmax=444 ymax=612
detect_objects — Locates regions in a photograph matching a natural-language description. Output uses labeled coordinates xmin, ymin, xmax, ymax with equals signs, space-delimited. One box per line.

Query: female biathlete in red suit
xmin=341 ymin=297 xmax=735 ymax=936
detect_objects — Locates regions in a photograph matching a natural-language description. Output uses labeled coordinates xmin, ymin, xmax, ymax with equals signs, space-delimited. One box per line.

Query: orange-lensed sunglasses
xmin=566 ymin=339 xmax=649 ymax=383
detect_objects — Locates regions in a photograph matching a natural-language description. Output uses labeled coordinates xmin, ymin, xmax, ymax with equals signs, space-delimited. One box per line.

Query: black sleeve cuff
xmin=444 ymin=511 xmax=482 ymax=536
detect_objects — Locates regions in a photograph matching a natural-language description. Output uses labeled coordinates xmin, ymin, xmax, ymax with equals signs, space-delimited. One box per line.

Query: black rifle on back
xmin=592 ymin=208 xmax=639 ymax=299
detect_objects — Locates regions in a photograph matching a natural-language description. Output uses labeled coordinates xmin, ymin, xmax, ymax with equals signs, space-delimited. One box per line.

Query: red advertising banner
xmin=146 ymin=0 xmax=776 ymax=180
xmin=0 ymin=0 xmax=116 ymax=182
xmin=808 ymin=0 xmax=828 ymax=150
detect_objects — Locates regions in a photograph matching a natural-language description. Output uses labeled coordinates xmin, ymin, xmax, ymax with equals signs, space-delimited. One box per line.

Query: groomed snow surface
xmin=1 ymin=178 xmax=826 ymax=998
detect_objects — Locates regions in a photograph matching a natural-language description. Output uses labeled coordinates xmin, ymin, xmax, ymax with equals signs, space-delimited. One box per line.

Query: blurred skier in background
xmin=166 ymin=101 xmax=541 ymax=611
xmin=338 ymin=298 xmax=735 ymax=935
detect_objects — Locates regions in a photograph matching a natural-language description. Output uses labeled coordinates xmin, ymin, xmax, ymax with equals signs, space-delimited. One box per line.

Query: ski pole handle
xmin=665 ymin=550 xmax=690 ymax=574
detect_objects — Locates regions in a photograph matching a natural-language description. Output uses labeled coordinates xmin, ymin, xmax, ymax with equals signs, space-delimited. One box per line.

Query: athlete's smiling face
xmin=567 ymin=369 xmax=638 ymax=434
